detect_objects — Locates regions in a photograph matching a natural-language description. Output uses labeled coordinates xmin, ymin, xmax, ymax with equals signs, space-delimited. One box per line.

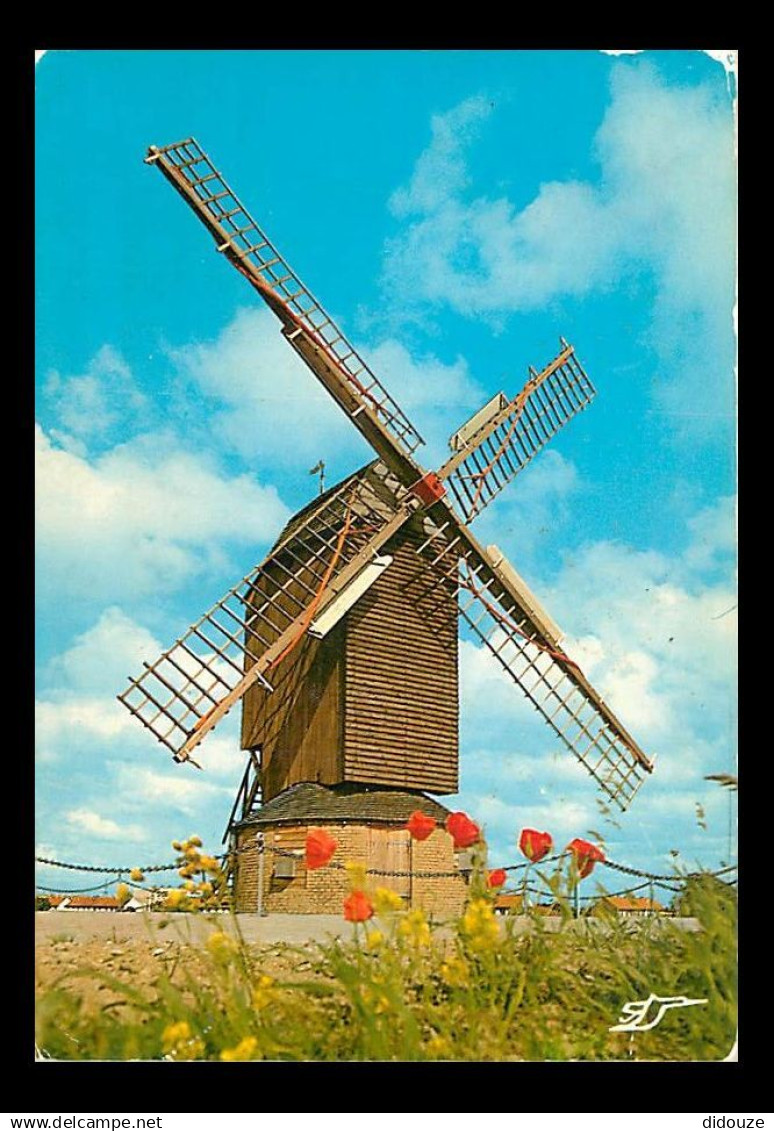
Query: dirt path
xmin=36 ymin=909 xmax=360 ymax=947
xmin=36 ymin=911 xmax=354 ymax=1019
xmin=35 ymin=910 xmax=701 ymax=1029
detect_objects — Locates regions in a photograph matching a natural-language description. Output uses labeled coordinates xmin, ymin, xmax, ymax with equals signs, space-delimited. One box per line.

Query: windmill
xmin=118 ymin=138 xmax=654 ymax=913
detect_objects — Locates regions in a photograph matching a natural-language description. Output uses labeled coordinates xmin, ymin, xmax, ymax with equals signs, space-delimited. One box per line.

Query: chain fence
xmin=35 ymin=840 xmax=737 ymax=899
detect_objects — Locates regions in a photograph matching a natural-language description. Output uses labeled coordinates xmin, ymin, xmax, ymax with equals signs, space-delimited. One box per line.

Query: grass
xmin=35 ymin=853 xmax=737 ymax=1062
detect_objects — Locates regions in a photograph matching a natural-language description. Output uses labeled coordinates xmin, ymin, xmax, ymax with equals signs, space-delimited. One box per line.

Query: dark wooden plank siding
xmin=343 ymin=526 xmax=459 ymax=794
xmin=239 ymin=514 xmax=459 ymax=800
xmin=241 ymin=625 xmax=344 ymax=803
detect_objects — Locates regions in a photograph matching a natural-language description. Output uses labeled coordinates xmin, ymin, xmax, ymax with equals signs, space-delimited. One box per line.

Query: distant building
xmin=60 ymin=896 xmax=123 ymax=912
xmin=493 ymin=892 xmax=524 ymax=915
xmin=597 ymin=895 xmax=665 ymax=918
xmin=493 ymin=893 xmax=560 ymax=916
xmin=124 ymin=887 xmax=166 ymax=911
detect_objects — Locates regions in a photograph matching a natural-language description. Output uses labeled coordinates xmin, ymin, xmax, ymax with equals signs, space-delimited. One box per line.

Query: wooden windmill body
xmin=119 ymin=138 xmax=656 ymax=914
xmin=241 ymin=467 xmax=459 ymax=801
xmin=230 ymin=465 xmax=465 ymax=913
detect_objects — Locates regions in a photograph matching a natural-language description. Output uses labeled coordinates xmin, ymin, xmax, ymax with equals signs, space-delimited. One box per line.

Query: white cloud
xmin=474 ymin=794 xmax=596 ymax=845
xmin=167 ymin=307 xmax=365 ymax=471
xmin=35 ymin=421 xmax=289 ymax=603
xmin=552 ymin=539 xmax=738 ymax=713
xmin=36 ymin=607 xmax=247 ymax=777
xmin=168 ymin=306 xmax=487 ymax=472
xmin=65 ymin=807 xmax=145 ymax=842
xmin=390 ymin=95 xmax=493 ymax=218
xmin=114 ymin=765 xmax=233 ymax=815
xmin=360 ymin=337 xmax=486 ymax=466
xmin=456 ymin=493 xmax=737 ymax=854
xmin=36 ymin=697 xmax=133 ymax=751
xmin=45 ymin=606 xmax=162 ymax=695
xmin=683 ymin=495 xmax=737 ymax=576
xmin=382 ymin=64 xmax=736 ymax=438
xmin=386 ymin=65 xmax=735 ymax=315
xmin=37 ymin=607 xmax=245 ymax=874
xmin=35 ymin=842 xmax=58 ymax=861
xmin=471 ymin=449 xmax=580 ymax=557
xmin=598 ymin=649 xmax=666 ymax=733
xmin=190 ymin=722 xmax=251 ymax=780
xmin=44 ymin=345 xmax=147 ymax=444
xmin=36 ymin=609 xmax=164 ymax=766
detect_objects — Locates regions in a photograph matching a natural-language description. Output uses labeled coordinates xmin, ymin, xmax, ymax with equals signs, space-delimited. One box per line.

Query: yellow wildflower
xmin=184 ymin=845 xmax=201 ymax=861
xmin=252 ymin=975 xmax=275 ymax=1010
xmin=183 ymin=880 xmax=196 ymax=892
xmin=129 ymin=867 xmax=145 ymax=883
xmin=220 ymin=1036 xmax=259 ymax=1062
xmin=439 ymin=955 xmax=468 ymax=988
xmin=172 ymin=841 xmax=183 ymax=851
xmin=188 ymin=835 xmax=203 ymax=847
xmin=345 ymin=861 xmax=368 ymax=890
xmin=366 ymin=930 xmax=384 ymax=951
xmin=164 ymin=889 xmax=185 ymax=910
xmin=372 ymin=887 xmax=403 ymax=915
xmin=460 ymin=898 xmax=500 ymax=951
xmin=115 ymin=883 xmax=130 ymax=906
xmin=426 ymin=1034 xmax=452 ymax=1059
xmin=198 ymin=881 xmax=214 ymax=897
xmin=199 ymin=854 xmax=221 ymax=874
xmin=161 ymin=1021 xmax=204 ymax=1059
xmin=398 ymin=908 xmax=431 ymax=948
xmin=178 ymin=1038 xmax=205 ymax=1060
xmin=206 ymin=931 xmax=238 ymax=963
xmin=162 ymin=1020 xmax=191 ymax=1052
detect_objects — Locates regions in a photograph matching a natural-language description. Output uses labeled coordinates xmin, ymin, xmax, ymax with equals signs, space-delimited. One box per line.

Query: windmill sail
xmin=118 ymin=472 xmax=409 ymax=764
xmin=145 ymin=138 xmax=424 ymax=482
xmin=130 ymin=135 xmax=655 ymax=811
xmin=415 ymin=514 xmax=653 ymax=810
xmin=439 ymin=341 xmax=596 ymax=523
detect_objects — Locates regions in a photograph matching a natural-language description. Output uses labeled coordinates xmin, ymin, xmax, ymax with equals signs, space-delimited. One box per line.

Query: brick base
xmin=233 ymin=820 xmax=468 ymax=916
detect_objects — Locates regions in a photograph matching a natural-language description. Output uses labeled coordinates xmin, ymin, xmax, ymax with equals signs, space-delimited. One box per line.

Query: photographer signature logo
xmin=610 ymin=993 xmax=708 ymax=1032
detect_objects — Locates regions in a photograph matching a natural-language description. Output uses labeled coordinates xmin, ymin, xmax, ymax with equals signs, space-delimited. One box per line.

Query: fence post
xmin=255 ymin=832 xmax=267 ymax=917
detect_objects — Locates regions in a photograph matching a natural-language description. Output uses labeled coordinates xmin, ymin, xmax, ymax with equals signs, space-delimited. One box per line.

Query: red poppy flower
xmin=343 ymin=890 xmax=374 ymax=922
xmin=446 ymin=811 xmax=481 ymax=849
xmin=518 ymin=828 xmax=553 ymax=863
xmin=487 ymin=868 xmax=507 ymax=889
xmin=305 ymin=828 xmax=337 ymax=871
xmin=407 ymin=810 xmax=437 ymax=841
xmin=567 ymin=837 xmax=605 ymax=879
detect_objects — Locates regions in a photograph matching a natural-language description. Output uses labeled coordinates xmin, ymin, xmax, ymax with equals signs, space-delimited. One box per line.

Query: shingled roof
xmin=232 ymin=781 xmax=453 ymax=829
xmin=65 ymin=896 xmax=122 ymax=910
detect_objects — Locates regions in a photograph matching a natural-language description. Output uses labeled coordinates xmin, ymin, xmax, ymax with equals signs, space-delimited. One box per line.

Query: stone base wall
xmin=233 ymin=821 xmax=467 ymax=917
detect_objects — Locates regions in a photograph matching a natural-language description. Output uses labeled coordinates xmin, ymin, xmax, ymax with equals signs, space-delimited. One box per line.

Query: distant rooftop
xmin=65 ymin=896 xmax=122 ymax=910
xmin=604 ymin=896 xmax=664 ymax=912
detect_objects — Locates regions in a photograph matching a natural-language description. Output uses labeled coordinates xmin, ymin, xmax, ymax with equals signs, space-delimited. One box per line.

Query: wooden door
xmin=367 ymin=827 xmax=411 ymax=901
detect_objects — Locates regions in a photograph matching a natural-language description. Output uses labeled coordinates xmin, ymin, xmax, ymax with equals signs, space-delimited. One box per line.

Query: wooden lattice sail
xmin=118 ymin=136 xmax=655 ymax=811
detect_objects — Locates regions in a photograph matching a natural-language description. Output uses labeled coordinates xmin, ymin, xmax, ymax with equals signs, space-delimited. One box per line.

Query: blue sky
xmin=35 ymin=49 xmax=737 ymax=898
